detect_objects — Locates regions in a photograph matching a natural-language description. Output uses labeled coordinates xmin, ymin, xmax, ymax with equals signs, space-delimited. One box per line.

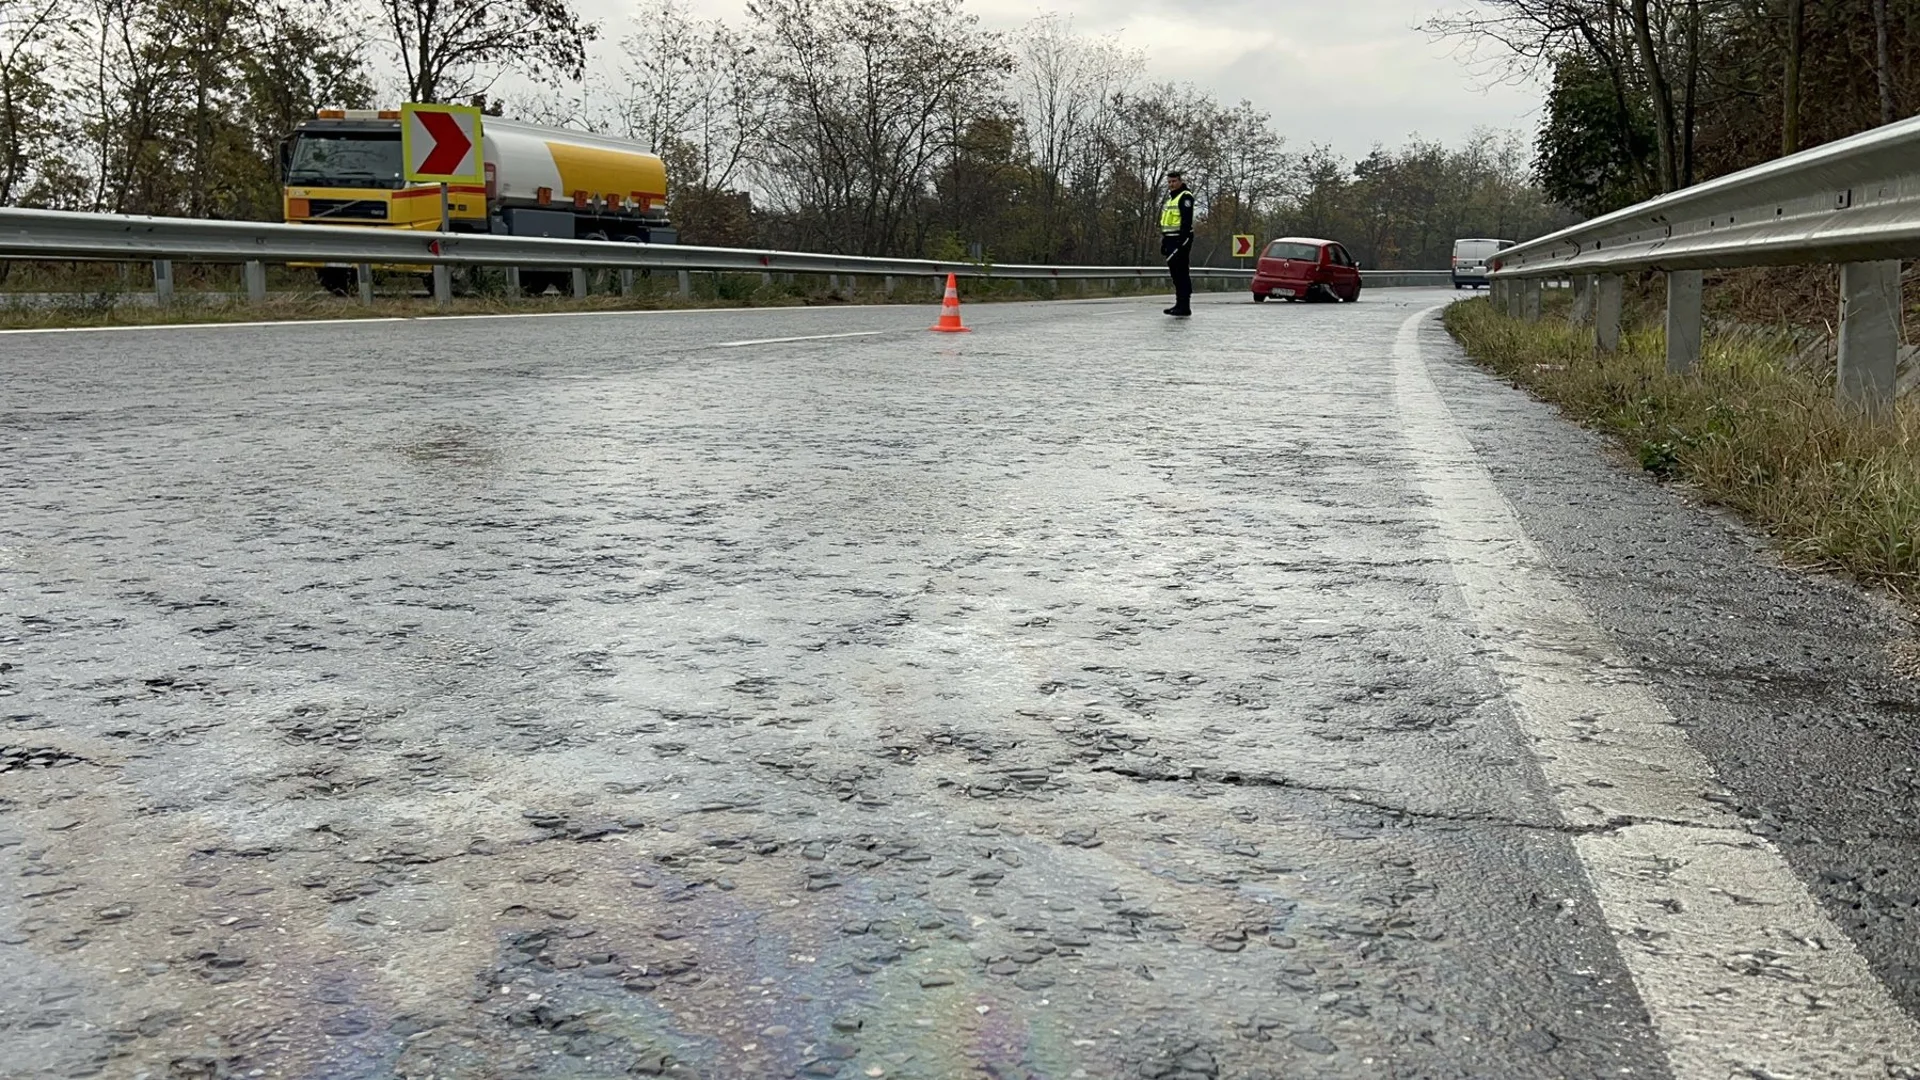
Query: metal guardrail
xmin=1486 ymin=113 xmax=1920 ymax=412
xmin=0 ymin=206 xmax=1245 ymax=286
xmin=0 ymin=207 xmax=1446 ymax=305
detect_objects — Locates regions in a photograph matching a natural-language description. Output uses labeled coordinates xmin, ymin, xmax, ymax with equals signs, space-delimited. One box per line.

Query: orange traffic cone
xmin=929 ymin=273 xmax=971 ymax=333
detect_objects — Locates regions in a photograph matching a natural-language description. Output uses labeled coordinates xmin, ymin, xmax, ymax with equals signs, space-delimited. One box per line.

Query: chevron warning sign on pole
xmin=402 ymin=103 xmax=485 ymax=184
xmin=1232 ymin=234 xmax=1256 ymax=258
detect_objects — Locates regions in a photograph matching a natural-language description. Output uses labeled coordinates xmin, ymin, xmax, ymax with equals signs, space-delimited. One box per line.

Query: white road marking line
xmin=0 ymin=302 xmax=904 ymax=337
xmin=1393 ymin=306 xmax=1920 ymax=1078
xmin=412 ymin=304 xmax=898 ymax=323
xmin=710 ymin=330 xmax=887 ymax=348
xmin=0 ymin=316 xmax=411 ymax=336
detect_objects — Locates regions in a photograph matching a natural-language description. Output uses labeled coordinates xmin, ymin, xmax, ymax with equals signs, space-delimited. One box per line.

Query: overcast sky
xmin=563 ymin=0 xmax=1543 ymax=159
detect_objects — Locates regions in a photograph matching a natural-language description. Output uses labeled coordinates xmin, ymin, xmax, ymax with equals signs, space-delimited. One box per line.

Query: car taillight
xmin=1452 ymin=255 xmax=1459 ymax=267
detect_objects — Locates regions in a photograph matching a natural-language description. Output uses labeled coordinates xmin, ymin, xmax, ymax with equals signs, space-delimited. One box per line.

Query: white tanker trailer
xmin=279 ymin=109 xmax=674 ymax=294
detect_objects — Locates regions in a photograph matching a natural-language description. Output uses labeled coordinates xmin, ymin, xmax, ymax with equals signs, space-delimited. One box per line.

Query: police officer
xmin=1161 ymin=170 xmax=1196 ymax=318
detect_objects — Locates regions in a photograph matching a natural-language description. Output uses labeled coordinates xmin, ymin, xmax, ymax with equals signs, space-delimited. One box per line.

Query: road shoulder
xmin=1419 ymin=310 xmax=1920 ymax=1025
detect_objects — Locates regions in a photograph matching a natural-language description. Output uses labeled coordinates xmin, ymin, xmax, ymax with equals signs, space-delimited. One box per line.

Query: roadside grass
xmin=0 ymin=265 xmax=1190 ymax=331
xmin=1444 ymin=295 xmax=1920 ymax=594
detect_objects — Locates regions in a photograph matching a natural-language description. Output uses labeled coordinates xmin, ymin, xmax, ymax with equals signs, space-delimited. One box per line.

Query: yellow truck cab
xmin=280 ymin=109 xmax=674 ymax=294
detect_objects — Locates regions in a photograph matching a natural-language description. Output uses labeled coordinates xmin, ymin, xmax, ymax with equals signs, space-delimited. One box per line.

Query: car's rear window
xmin=1265 ymin=242 xmax=1322 ymax=261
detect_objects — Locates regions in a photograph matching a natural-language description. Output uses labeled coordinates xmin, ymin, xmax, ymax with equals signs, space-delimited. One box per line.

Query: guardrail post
xmin=1570 ymin=275 xmax=1594 ymax=325
xmin=243 ymin=260 xmax=267 ymax=304
xmin=571 ymin=268 xmax=588 ymax=300
xmin=1665 ymin=270 xmax=1704 ymax=374
xmin=884 ymin=275 xmax=896 ymax=296
xmin=1520 ymin=278 xmax=1542 ymax=322
xmin=1837 ymin=260 xmax=1902 ymax=415
xmin=619 ymin=268 xmax=635 ymax=296
xmin=1595 ymin=275 xmax=1624 ymax=353
xmin=152 ymin=259 xmax=174 ymax=304
xmin=678 ymin=270 xmax=692 ymax=299
xmin=431 ymin=265 xmax=450 ymax=308
xmin=1503 ymin=279 xmax=1521 ymax=319
xmin=356 ymin=264 xmax=373 ymax=306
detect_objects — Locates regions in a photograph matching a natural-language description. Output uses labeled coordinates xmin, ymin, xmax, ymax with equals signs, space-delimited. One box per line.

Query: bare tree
xmin=1782 ymin=0 xmax=1802 ymax=153
xmin=1106 ymin=82 xmax=1218 ymax=261
xmin=1624 ymin=0 xmax=1680 ymax=189
xmin=612 ymin=3 xmax=764 ymax=195
xmin=1428 ymin=0 xmax=1657 ymax=194
xmin=1202 ymin=100 xmax=1291 ymax=259
xmin=0 ymin=0 xmax=71 ymax=203
xmin=378 ymin=0 xmax=594 ymax=103
xmin=1873 ymin=0 xmax=1895 ymax=126
xmin=749 ymin=0 xmax=1010 ymax=255
xmin=608 ymin=0 xmax=697 ymax=152
xmin=1013 ymin=13 xmax=1137 ymax=261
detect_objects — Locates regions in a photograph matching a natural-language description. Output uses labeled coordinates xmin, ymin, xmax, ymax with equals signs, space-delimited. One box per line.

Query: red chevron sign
xmin=401 ymin=103 xmax=484 ymax=184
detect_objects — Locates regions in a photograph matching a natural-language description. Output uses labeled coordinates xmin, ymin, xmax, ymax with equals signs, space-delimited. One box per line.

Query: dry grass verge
xmin=0 ymin=287 xmax=802 ymax=331
xmin=1444 ymin=296 xmax=1920 ymax=595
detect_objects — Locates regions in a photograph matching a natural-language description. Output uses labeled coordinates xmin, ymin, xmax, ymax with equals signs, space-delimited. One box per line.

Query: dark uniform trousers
xmin=1162 ymin=234 xmax=1193 ymax=311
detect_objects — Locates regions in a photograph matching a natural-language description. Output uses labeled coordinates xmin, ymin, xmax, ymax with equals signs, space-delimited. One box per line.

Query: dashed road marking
xmin=1393 ymin=305 xmax=1920 ymax=1078
xmin=710 ymin=331 xmax=887 ymax=348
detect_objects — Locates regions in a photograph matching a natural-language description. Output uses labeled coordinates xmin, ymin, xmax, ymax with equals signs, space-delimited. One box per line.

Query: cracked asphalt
xmin=4 ymin=290 xmax=1920 ymax=1079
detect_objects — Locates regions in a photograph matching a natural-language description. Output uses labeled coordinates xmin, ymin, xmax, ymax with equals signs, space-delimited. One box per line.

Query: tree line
xmin=1432 ymin=0 xmax=1920 ymax=217
xmin=0 ymin=0 xmax=1569 ymax=268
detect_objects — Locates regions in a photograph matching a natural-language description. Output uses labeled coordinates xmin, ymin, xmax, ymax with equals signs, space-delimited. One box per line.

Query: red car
xmin=1251 ymin=237 xmax=1363 ymax=303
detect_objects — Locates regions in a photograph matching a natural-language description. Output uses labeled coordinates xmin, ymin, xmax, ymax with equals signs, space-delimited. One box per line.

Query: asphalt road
xmin=5 ymin=289 xmax=1920 ymax=1080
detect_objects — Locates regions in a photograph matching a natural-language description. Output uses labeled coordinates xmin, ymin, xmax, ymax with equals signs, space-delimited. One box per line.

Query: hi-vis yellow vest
xmin=1161 ymin=192 xmax=1187 ymax=232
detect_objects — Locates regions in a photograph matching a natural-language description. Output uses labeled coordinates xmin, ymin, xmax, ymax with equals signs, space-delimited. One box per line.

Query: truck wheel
xmin=316 ymin=268 xmax=356 ymax=296
xmin=519 ymin=271 xmax=569 ymax=297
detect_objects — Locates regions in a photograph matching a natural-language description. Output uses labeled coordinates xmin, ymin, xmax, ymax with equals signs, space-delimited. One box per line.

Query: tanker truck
xmin=279 ymin=109 xmax=674 ymax=294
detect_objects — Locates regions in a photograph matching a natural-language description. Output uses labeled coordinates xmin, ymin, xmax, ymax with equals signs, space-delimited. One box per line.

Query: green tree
xmin=1535 ymin=52 xmax=1657 ymax=216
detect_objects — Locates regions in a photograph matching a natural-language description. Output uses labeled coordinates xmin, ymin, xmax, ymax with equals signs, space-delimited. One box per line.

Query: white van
xmin=1452 ymin=238 xmax=1514 ymax=289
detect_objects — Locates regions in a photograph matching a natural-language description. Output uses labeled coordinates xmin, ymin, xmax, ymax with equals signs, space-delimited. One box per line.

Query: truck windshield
xmin=287 ymin=132 xmax=405 ymax=189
